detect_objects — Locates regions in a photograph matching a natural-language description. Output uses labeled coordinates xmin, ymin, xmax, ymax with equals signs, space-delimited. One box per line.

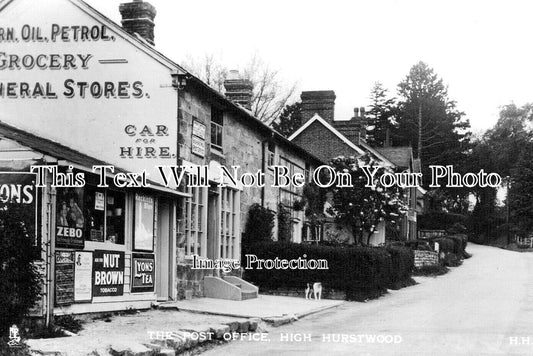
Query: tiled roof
xmin=0 ymin=121 xmax=188 ymax=196
xmin=376 ymin=147 xmax=413 ymax=169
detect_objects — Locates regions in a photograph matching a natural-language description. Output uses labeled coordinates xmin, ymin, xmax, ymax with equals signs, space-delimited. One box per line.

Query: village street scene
xmin=1 ymin=0 xmax=533 ymax=355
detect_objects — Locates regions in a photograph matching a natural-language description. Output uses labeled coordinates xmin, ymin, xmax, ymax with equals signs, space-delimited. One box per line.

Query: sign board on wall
xmin=55 ymin=251 xmax=75 ymax=306
xmin=74 ymin=251 xmax=93 ymax=302
xmin=92 ymin=250 xmax=124 ymax=297
xmin=131 ymin=253 xmax=155 ymax=293
xmin=191 ymin=120 xmax=206 ymax=157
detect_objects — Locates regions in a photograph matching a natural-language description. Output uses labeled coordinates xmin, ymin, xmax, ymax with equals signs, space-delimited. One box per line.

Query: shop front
xmin=52 ymin=170 xmax=185 ymax=315
xmin=0 ymin=129 xmax=189 ymax=318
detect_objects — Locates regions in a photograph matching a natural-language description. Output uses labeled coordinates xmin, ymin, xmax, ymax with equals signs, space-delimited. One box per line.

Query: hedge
xmin=242 ymin=241 xmax=414 ymax=301
xmin=386 ymin=246 xmax=415 ymax=289
xmin=418 ymin=211 xmax=467 ymax=230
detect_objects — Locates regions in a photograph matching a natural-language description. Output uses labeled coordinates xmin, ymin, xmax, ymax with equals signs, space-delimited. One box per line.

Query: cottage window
xmin=210 ymin=107 xmax=223 ymax=151
xmin=220 ymin=187 xmax=239 ymax=259
xmin=302 ymin=223 xmax=322 ymax=242
xmin=267 ymin=141 xmax=275 ymax=168
xmin=184 ymin=185 xmax=205 ymax=256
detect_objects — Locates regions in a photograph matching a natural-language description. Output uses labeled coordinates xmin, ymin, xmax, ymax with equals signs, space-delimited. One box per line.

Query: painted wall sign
xmin=74 ymin=251 xmax=93 ymax=302
xmin=0 ymin=172 xmax=38 ymax=246
xmin=92 ymin=250 xmax=124 ymax=297
xmin=133 ymin=194 xmax=154 ymax=251
xmin=0 ymin=0 xmax=178 ymax=188
xmin=131 ymin=253 xmax=155 ymax=293
xmin=56 ymin=187 xmax=84 ymax=249
xmin=54 ymin=251 xmax=74 ymax=306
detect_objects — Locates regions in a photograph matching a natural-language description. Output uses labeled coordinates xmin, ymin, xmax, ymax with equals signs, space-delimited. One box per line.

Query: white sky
xmin=86 ymin=0 xmax=533 ymax=131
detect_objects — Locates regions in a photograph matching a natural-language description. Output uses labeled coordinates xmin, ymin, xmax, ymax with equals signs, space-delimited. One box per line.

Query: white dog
xmin=305 ymin=282 xmax=322 ymax=301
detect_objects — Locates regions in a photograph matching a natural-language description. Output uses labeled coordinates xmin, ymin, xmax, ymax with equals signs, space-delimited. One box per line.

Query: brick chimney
xmin=119 ymin=0 xmax=156 ymax=45
xmin=223 ymin=70 xmax=254 ymax=111
xmin=332 ymin=107 xmax=367 ymax=145
xmin=300 ymin=90 xmax=336 ymax=124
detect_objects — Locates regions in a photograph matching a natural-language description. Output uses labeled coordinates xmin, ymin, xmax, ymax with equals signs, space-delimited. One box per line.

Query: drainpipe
xmin=171 ymin=72 xmax=188 ymax=168
xmin=260 ymin=132 xmax=275 ymax=207
xmin=46 ymin=184 xmax=56 ymax=327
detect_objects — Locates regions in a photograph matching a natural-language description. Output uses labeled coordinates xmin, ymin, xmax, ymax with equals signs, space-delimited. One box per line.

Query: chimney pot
xmin=119 ymin=0 xmax=156 ymax=45
xmin=224 ymin=70 xmax=254 ymax=111
xmin=300 ymin=90 xmax=336 ymax=124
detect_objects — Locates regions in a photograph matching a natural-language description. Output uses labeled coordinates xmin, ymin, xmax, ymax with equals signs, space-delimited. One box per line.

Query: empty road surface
xmin=202 ymin=244 xmax=533 ymax=355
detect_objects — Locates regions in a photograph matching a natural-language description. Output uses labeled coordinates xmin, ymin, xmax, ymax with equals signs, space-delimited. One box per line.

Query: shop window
xmin=84 ymin=185 xmax=125 ymax=245
xmin=220 ymin=188 xmax=238 ymax=259
xmin=210 ymin=106 xmax=223 ymax=152
xmin=184 ymin=185 xmax=205 ymax=257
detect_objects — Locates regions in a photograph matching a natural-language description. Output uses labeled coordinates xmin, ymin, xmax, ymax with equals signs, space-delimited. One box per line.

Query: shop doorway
xmin=156 ymin=199 xmax=173 ymax=301
xmin=207 ymin=188 xmax=219 ymax=261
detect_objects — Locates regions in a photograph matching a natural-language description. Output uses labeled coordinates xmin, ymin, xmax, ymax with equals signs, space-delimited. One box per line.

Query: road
xmin=202 ymin=244 xmax=533 ymax=355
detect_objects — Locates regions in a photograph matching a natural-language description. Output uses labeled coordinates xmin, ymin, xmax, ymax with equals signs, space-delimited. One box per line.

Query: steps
xmin=203 ymin=276 xmax=258 ymax=300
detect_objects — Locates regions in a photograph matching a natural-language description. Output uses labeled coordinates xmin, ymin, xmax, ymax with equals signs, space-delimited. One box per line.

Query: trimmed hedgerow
xmin=242 ymin=241 xmax=414 ymax=301
xmin=386 ymin=246 xmax=415 ymax=289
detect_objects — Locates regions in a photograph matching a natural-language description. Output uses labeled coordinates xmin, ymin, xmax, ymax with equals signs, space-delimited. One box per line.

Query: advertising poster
xmin=54 ymin=251 xmax=74 ymax=306
xmin=94 ymin=191 xmax=105 ymax=211
xmin=55 ymin=187 xmax=85 ymax=249
xmin=133 ymin=194 xmax=154 ymax=251
xmin=74 ymin=251 xmax=93 ymax=302
xmin=131 ymin=253 xmax=155 ymax=293
xmin=92 ymin=250 xmax=124 ymax=297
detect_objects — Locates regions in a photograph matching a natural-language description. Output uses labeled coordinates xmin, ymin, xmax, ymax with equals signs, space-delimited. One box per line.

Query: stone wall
xmin=414 ymin=250 xmax=439 ymax=268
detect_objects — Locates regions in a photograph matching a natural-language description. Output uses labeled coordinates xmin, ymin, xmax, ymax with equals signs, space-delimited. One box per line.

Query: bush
xmin=432 ymin=237 xmax=455 ymax=254
xmin=277 ymin=204 xmax=292 ymax=242
xmin=242 ymin=204 xmax=275 ymax=244
xmin=0 ymin=203 xmax=42 ymax=335
xmin=386 ymin=246 xmax=415 ymax=289
xmin=243 ymin=241 xmax=414 ymax=301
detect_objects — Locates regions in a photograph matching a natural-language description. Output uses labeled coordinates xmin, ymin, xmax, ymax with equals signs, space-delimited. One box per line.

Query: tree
xmin=366 ymin=82 xmax=397 ymax=147
xmin=182 ymin=53 xmax=297 ymax=123
xmin=466 ymin=103 xmax=532 ymax=242
xmin=510 ymin=141 xmax=533 ymax=234
xmin=328 ymin=155 xmax=409 ymax=245
xmin=0 ymin=202 xmax=42 ymax=333
xmin=271 ymin=102 xmax=302 ymax=137
xmin=394 ymin=62 xmax=471 ymax=185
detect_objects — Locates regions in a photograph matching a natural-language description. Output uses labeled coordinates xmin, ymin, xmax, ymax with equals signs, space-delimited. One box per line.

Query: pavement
xmin=26 ymin=295 xmax=343 ymax=355
xmin=160 ymin=295 xmax=344 ymax=320
xmin=202 ymin=243 xmax=533 ymax=355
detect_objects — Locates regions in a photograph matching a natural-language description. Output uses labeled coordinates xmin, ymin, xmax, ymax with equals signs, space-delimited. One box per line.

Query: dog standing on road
xmin=305 ymin=282 xmax=322 ymax=301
